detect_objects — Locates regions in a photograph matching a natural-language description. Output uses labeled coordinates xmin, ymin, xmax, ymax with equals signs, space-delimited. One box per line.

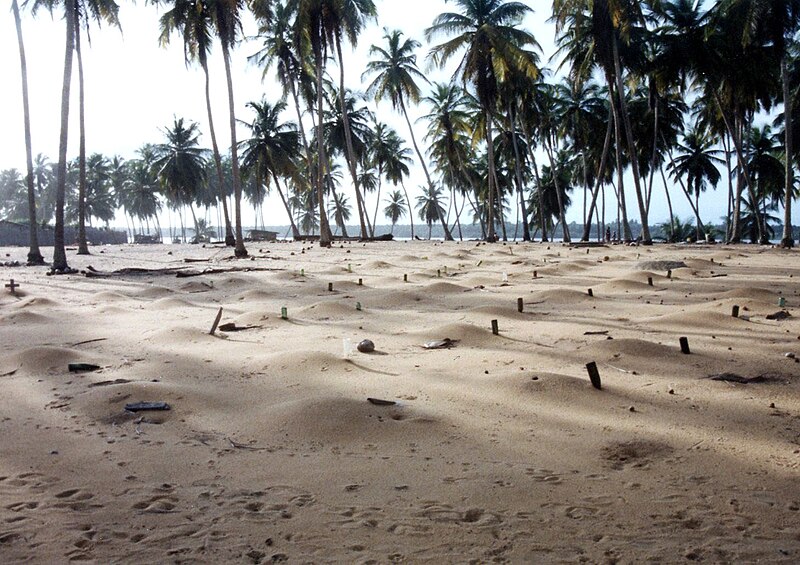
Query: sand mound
xmin=129 ymin=286 xmax=174 ymax=299
xmin=719 ymin=287 xmax=777 ymax=302
xmin=179 ymin=280 xmax=214 ymax=293
xmin=364 ymin=260 xmax=395 ymax=270
xmin=638 ymin=260 xmax=687 ymax=271
xmin=0 ymin=310 xmax=50 ymax=325
xmin=263 ymin=396 xmax=440 ymax=443
xmin=469 ymin=305 xmax=530 ymax=320
xmin=599 ymin=278 xmax=660 ymax=292
xmin=410 ymin=322 xmax=493 ymax=346
xmin=531 ymin=288 xmax=593 ymax=304
xmin=144 ymin=297 xmax=199 ymax=310
xmin=424 ymin=282 xmax=469 ymax=294
xmin=11 ymin=296 xmax=61 ymax=309
xmin=586 ymin=338 xmax=678 ymax=359
xmin=649 ymin=308 xmax=746 ymax=330
xmin=0 ymin=346 xmax=100 ymax=376
xmin=236 ymin=289 xmax=274 ymax=302
xmin=90 ymin=291 xmax=132 ymax=303
xmin=373 ymin=291 xmax=427 ymax=308
xmin=300 ymin=301 xmax=360 ymax=319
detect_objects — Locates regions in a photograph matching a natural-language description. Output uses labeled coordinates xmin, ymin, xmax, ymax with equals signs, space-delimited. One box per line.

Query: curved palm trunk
xmin=508 ymin=104 xmax=530 ymax=241
xmin=219 ymin=41 xmax=247 ymax=257
xmin=607 ymin=76 xmax=633 ymax=241
xmin=12 ymin=0 xmax=43 ymax=265
xmin=612 ymin=37 xmax=651 ymax=244
xmin=581 ymin=107 xmax=613 ymax=241
xmin=782 ymin=57 xmax=794 ymax=248
xmin=201 ymin=59 xmax=234 ymax=247
xmin=53 ymin=1 xmax=76 ymax=272
xmin=399 ymin=97 xmax=452 ymax=240
xmin=400 ymin=180 xmax=414 ymax=239
xmin=314 ymin=46 xmax=332 ymax=247
xmin=75 ymin=21 xmax=89 ymax=255
xmin=289 ymin=76 xmax=319 ymax=210
xmin=485 ymin=109 xmax=497 ymax=241
xmin=545 ymin=133 xmax=570 ymax=243
xmin=271 ymin=172 xmax=300 ymax=238
xmin=334 ymin=38 xmax=369 ymax=239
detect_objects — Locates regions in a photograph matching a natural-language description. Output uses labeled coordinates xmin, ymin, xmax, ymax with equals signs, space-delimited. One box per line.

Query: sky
xmin=1 ymin=0 xmax=796 ymax=233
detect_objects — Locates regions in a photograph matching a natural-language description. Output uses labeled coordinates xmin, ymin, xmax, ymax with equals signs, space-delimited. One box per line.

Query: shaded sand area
xmin=1 ymin=240 xmax=799 ymax=563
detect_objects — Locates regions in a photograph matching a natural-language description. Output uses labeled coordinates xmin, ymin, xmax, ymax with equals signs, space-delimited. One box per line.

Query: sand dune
xmin=1 ymin=241 xmax=798 ymax=563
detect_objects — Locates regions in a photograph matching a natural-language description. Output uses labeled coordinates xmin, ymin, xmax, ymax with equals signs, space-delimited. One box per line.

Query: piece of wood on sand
xmin=209 ymin=307 xmax=223 ymax=335
xmin=585 ymin=361 xmax=602 ymax=389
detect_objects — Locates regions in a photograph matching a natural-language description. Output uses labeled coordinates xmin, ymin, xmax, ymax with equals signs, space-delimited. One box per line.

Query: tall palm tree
xmin=153 ymin=0 xmax=236 ymax=247
xmin=73 ymin=0 xmax=120 ymax=255
xmin=209 ymin=0 xmax=256 ymax=257
xmin=12 ymin=0 xmax=44 ymax=265
xmin=363 ymin=28 xmax=453 ymax=240
xmin=383 ymin=190 xmax=407 ymax=234
xmin=239 ymin=98 xmax=303 ymax=238
xmin=426 ymin=0 xmax=539 ymax=242
xmin=29 ymin=0 xmax=76 ymax=271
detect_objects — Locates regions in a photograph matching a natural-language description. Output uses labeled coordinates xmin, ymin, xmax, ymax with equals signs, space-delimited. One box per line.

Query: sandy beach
xmin=0 ymin=240 xmax=799 ymax=563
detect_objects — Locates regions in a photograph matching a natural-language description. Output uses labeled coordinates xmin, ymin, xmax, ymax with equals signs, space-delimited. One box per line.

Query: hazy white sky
xmin=1 ymin=0 xmax=793 ymax=230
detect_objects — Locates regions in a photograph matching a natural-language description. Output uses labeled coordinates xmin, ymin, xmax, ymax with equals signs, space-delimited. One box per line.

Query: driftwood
xmin=367 ymin=398 xmax=396 ymax=406
xmin=125 ymin=402 xmax=170 ymax=412
xmin=84 ymin=265 xmax=283 ymax=279
xmin=68 ymin=363 xmax=101 ymax=373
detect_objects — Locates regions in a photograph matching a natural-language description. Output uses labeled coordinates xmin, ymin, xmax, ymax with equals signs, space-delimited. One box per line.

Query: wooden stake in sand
xmin=648 ymin=277 xmax=653 ymax=286
xmin=517 ymin=298 xmax=524 ymax=313
xmin=358 ymin=278 xmax=363 ymax=286
xmin=533 ymin=270 xmax=538 ymax=279
xmin=586 ymin=362 xmax=602 ymax=389
xmin=209 ymin=307 xmax=223 ymax=335
xmin=5 ymin=279 xmax=19 ymax=294
xmin=491 ymin=319 xmax=499 ymax=335
xmin=328 ymin=282 xmax=334 ymax=292
xmin=281 ymin=307 xmax=288 ymax=320
xmin=404 ymin=274 xmax=408 ymax=282
xmin=779 ymin=297 xmax=786 ymax=308
xmin=679 ymin=337 xmax=691 ymax=354
xmin=356 ymin=302 xmax=362 ymax=311
xmin=731 ymin=305 xmax=740 ymax=318
xmin=588 ymin=288 xmax=594 ymax=297
xmin=667 ymin=270 xmax=672 ymax=279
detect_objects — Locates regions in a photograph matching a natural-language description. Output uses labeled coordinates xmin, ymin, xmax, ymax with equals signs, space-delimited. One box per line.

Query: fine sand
xmin=0 ymin=240 xmax=799 ymax=563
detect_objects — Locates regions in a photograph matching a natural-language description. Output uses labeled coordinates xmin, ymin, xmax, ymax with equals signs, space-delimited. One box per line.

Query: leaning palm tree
xmin=363 ymin=28 xmax=453 ymax=240
xmin=426 ymin=0 xmax=539 ymax=242
xmin=383 ymin=190 xmax=407 ymax=234
xmin=239 ymin=98 xmax=303 ymax=238
xmin=153 ymin=0 xmax=236 ymax=247
xmin=12 ymin=0 xmax=44 ymax=264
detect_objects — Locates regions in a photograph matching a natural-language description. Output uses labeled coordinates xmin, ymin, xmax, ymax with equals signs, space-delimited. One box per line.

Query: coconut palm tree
xmin=153 ymin=117 xmax=209 ymax=237
xmin=153 ymin=0 xmax=236 ymax=247
xmin=12 ymin=0 xmax=44 ymax=264
xmin=73 ymin=0 xmax=120 ymax=255
xmin=426 ymin=0 xmax=539 ymax=242
xmin=668 ymin=125 xmax=724 ymax=240
xmin=363 ymin=28 xmax=453 ymax=240
xmin=383 ymin=190 xmax=407 ymax=234
xmin=416 ymin=184 xmax=448 ymax=239
xmin=239 ymin=98 xmax=303 ymax=238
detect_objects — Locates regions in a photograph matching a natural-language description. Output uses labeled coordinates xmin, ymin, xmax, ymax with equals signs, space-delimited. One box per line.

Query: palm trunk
xmin=271 ymin=172 xmax=300 ymax=238
xmin=485 ymin=108 xmax=497 ymax=241
xmin=508 ymin=103 xmax=530 ymax=241
xmin=334 ymin=38 xmax=369 ymax=239
xmin=372 ymin=165 xmax=383 ymax=234
xmin=219 ymin=40 xmax=247 ymax=257
xmin=201 ymin=59 xmax=234 ymax=247
xmin=722 ymin=133 xmax=733 ymax=241
xmin=53 ymin=1 xmax=76 ymax=272
xmin=613 ymin=36 xmax=651 ymax=243
xmin=781 ymin=56 xmax=794 ymax=248
xmin=12 ymin=0 xmax=44 ymax=265
xmin=314 ymin=46 xmax=332 ymax=247
xmin=607 ymin=74 xmax=633 ymax=241
xmin=658 ymin=165 xmax=675 ymax=241
xmin=581 ymin=104 xmax=613 ymax=241
xmin=400 ymin=180 xmax=414 ymax=239
xmin=75 ymin=20 xmax=89 ymax=255
xmin=519 ymin=117 xmax=547 ymax=242
xmin=545 ymin=133 xmax=570 ymax=242
xmin=289 ymin=76 xmax=319 ymax=212
xmin=399 ymin=96 xmax=453 ymax=240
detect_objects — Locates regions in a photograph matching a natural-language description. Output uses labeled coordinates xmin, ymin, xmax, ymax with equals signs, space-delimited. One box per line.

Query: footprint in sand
xmin=525 ymin=468 xmax=563 ymax=484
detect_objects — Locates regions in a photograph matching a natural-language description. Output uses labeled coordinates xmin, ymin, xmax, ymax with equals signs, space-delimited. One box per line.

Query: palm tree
xmin=416 ymin=184 xmax=448 ymax=239
xmin=209 ymin=0 xmax=254 ymax=257
xmin=363 ymin=28 xmax=453 ymax=240
xmin=29 ymin=0 xmax=76 ymax=271
xmin=382 ymin=128 xmax=415 ymax=238
xmin=73 ymin=0 xmax=120 ymax=255
xmin=426 ymin=0 xmax=539 ymax=242
xmin=383 ymin=190 xmax=407 ymax=234
xmin=153 ymin=0 xmax=236 ymax=247
xmin=239 ymin=98 xmax=303 ymax=238
xmin=726 ymin=0 xmax=800 ymax=246
xmin=11 ymin=0 xmax=44 ymax=265
xmin=153 ymin=117 xmax=209 ymax=237
xmin=669 ymin=125 xmax=724 ymax=240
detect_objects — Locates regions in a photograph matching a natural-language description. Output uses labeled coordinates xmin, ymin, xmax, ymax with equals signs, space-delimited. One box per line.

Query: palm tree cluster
xmin=7 ymin=0 xmax=800 ymax=266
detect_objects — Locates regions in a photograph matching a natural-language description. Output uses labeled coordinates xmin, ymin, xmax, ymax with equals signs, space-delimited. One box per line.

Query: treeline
xmin=6 ymin=1 xmax=800 ymax=269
